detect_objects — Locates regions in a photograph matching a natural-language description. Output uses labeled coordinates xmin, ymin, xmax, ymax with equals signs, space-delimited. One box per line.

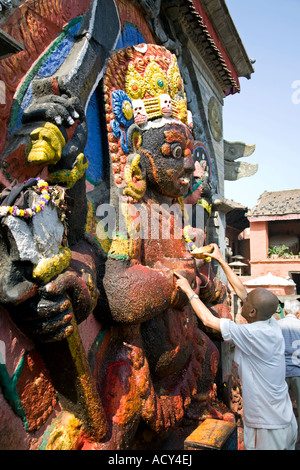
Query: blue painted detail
xmin=108 ymin=90 xmax=133 ymax=153
xmin=13 ymin=82 xmax=33 ymax=131
xmin=85 ymin=91 xmax=104 ymax=185
xmin=116 ymin=22 xmax=146 ymax=49
xmin=110 ymin=118 xmax=129 ymax=153
xmin=111 ymin=90 xmax=133 ymax=128
xmin=36 ymin=22 xmax=82 ymax=78
xmin=9 ymin=18 xmax=83 ymax=135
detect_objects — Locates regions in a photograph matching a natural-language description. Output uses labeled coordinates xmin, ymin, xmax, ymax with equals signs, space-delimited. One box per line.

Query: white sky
xmin=223 ymin=0 xmax=300 ymax=210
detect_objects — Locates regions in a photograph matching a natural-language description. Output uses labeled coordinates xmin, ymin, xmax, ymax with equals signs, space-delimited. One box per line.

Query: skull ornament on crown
xmin=104 ymin=43 xmax=193 ymax=189
xmin=133 ymin=99 xmax=147 ymax=124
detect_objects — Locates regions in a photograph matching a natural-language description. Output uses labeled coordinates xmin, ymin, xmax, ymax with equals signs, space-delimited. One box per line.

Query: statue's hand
xmin=11 ymin=291 xmax=74 ymax=343
xmin=40 ymin=270 xmax=98 ymax=324
xmin=22 ymin=94 xmax=83 ymax=129
xmin=11 ymin=270 xmax=98 ymax=342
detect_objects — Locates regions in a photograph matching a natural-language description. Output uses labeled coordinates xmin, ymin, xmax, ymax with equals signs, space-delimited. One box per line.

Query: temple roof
xmin=167 ymin=0 xmax=254 ymax=95
xmin=199 ymin=0 xmax=255 ymax=79
xmin=248 ymin=189 xmax=300 ymax=218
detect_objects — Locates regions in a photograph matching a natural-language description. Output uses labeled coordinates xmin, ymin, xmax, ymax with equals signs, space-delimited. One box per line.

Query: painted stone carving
xmin=183 ymin=142 xmax=213 ymax=242
xmin=208 ymin=96 xmax=222 ymax=142
xmin=0 ymin=175 xmax=107 ymax=443
xmin=224 ymin=140 xmax=258 ymax=181
xmin=0 ymin=1 xmax=231 ymax=446
xmin=0 ymin=0 xmax=116 ymax=443
xmin=87 ymin=44 xmax=230 ymax=449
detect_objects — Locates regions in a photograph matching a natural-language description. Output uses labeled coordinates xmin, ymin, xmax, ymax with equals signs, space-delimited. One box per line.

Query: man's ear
xmin=249 ymin=308 xmax=257 ymax=320
xmin=127 ymin=124 xmax=143 ymax=153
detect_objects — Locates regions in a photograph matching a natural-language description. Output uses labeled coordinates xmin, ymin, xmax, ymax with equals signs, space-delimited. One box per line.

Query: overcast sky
xmin=223 ymin=0 xmax=300 ymax=210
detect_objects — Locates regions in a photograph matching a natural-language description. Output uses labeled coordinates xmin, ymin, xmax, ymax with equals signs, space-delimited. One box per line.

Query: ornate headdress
xmin=104 ymin=44 xmax=191 ymax=188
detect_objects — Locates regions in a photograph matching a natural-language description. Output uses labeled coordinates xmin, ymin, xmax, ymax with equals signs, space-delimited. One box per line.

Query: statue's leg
xmin=94 ymin=326 xmax=146 ymax=450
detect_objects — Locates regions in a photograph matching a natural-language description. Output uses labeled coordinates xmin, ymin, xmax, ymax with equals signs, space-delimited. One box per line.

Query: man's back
xmin=221 ymin=316 xmax=293 ymax=428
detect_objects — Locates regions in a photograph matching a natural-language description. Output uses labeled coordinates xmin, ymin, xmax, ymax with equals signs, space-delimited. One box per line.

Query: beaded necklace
xmin=0 ymin=178 xmax=51 ymax=218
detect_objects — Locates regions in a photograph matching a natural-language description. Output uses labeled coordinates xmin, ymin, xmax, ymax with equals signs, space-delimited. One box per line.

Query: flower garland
xmin=197 ymin=198 xmax=212 ymax=215
xmin=183 ymin=224 xmax=211 ymax=263
xmin=0 ymin=178 xmax=51 ymax=218
xmin=183 ymin=225 xmax=197 ymax=251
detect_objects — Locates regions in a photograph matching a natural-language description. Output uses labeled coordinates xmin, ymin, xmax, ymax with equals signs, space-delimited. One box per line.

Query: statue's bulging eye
xmin=172 ymin=145 xmax=183 ymax=159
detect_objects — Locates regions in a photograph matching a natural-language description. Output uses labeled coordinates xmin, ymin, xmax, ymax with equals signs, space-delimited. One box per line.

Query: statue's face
xmin=138 ymin=121 xmax=195 ymax=198
xmin=27 ymin=122 xmax=65 ymax=165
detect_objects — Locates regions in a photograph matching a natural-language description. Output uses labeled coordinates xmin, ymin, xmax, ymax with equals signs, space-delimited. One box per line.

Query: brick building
xmin=247 ymin=189 xmax=300 ymax=294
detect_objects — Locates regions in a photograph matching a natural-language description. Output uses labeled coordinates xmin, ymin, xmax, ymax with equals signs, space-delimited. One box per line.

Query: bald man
xmin=175 ymin=244 xmax=297 ymax=451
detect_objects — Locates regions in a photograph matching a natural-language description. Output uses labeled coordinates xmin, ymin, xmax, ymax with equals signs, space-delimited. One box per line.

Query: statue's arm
xmin=103 ymin=258 xmax=176 ymax=324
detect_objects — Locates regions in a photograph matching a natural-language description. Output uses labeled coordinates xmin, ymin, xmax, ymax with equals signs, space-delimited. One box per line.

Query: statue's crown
xmin=104 ymin=44 xmax=191 ymax=186
xmin=123 ymin=45 xmax=187 ymax=123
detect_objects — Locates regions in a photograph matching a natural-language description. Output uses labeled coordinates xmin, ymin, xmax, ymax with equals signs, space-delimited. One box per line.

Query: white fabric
xmin=220 ymin=317 xmax=294 ymax=429
xmin=244 ymin=414 xmax=297 ymax=450
xmin=278 ymin=314 xmax=300 ymax=377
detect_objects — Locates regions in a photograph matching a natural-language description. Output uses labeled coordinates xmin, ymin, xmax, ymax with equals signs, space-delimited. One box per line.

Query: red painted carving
xmin=16 ymin=351 xmax=57 ymax=431
xmin=0 ymin=0 xmax=92 ymax=157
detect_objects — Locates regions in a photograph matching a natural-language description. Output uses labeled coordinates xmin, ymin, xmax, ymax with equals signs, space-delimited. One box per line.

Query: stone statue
xmin=0 ymin=3 xmax=231 ymax=446
xmin=88 ymin=44 xmax=230 ymax=449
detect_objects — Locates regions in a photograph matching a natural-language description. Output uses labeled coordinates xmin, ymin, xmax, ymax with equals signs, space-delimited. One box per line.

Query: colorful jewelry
xmin=0 ymin=178 xmax=51 ymax=218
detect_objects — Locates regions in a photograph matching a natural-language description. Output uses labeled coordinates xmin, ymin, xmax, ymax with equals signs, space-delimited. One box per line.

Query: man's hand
xmin=174 ymin=272 xmax=194 ymax=298
xmin=203 ymin=243 xmax=223 ymax=263
xmin=175 ymin=272 xmax=221 ymax=332
xmin=204 ymin=243 xmax=247 ymax=301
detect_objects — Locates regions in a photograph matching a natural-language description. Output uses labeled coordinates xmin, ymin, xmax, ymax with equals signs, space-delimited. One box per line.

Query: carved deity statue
xmin=0 ymin=33 xmax=230 ymax=447
xmin=89 ymin=44 xmax=229 ymax=449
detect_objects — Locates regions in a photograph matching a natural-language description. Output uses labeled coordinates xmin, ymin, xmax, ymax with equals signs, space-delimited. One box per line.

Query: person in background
xmin=175 ymin=243 xmax=297 ymax=450
xmin=297 ymin=302 xmax=300 ymax=320
xmin=278 ymin=299 xmax=300 ymax=450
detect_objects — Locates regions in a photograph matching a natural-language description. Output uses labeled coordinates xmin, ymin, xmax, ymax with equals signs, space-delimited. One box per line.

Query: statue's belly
xmin=141 ymin=306 xmax=197 ymax=380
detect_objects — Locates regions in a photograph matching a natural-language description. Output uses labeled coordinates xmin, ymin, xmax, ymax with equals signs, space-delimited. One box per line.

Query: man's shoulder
xmin=278 ymin=315 xmax=300 ymax=326
xmin=220 ymin=317 xmax=253 ymax=337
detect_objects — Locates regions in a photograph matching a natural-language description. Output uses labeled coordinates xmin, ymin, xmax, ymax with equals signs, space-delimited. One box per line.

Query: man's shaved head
xmin=248 ymin=288 xmax=279 ymax=321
